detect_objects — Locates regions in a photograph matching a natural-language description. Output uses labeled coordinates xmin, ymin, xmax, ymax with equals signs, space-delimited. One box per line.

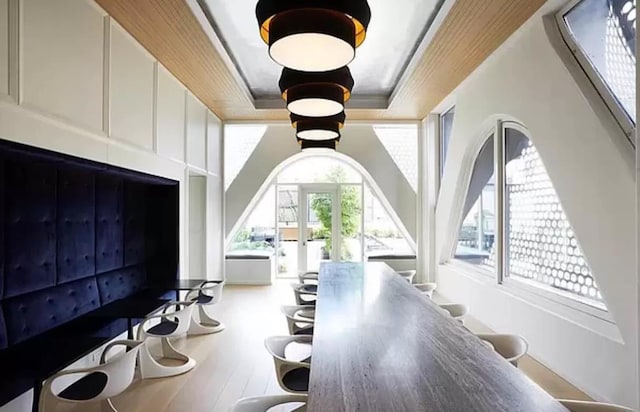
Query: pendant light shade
xmin=280 ymin=68 xmax=354 ymax=117
xmin=299 ymin=138 xmax=338 ymax=152
xmin=291 ymin=112 xmax=345 ymax=141
xmin=256 ymin=0 xmax=371 ymax=71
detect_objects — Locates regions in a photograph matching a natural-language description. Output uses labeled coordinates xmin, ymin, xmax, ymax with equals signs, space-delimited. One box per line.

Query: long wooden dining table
xmin=307 ymin=262 xmax=569 ymax=412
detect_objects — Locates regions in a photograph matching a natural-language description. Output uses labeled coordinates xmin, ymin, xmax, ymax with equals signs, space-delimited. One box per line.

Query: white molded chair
xmin=396 ymin=270 xmax=416 ymax=284
xmin=39 ymin=340 xmax=144 ymax=412
xmin=265 ymin=336 xmax=312 ymax=394
xmin=476 ymin=333 xmax=529 ymax=367
xmin=438 ymin=303 xmax=469 ymax=323
xmin=298 ymin=271 xmax=319 ymax=284
xmin=291 ymin=283 xmax=317 ymax=306
xmin=137 ymin=301 xmax=196 ymax=379
xmin=185 ymin=280 xmax=225 ymax=335
xmin=231 ymin=394 xmax=308 ymax=412
xmin=281 ymin=305 xmax=315 ymax=335
xmin=414 ymin=283 xmax=437 ymax=298
xmin=559 ymin=400 xmax=635 ymax=412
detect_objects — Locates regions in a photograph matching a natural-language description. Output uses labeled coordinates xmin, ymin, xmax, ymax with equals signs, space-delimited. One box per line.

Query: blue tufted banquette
xmin=0 ymin=139 xmax=179 ymax=352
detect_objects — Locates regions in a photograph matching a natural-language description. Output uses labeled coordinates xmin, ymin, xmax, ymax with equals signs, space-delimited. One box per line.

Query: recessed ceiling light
xmin=256 ymin=0 xmax=371 ymax=71
xmin=280 ymin=67 xmax=354 ymax=117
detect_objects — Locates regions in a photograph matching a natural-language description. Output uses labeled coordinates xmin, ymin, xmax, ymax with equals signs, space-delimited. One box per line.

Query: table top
xmin=307 ymin=262 xmax=568 ymax=412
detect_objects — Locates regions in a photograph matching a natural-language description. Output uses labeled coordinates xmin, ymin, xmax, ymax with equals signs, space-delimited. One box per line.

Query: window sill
xmin=442 ymin=261 xmax=622 ymax=343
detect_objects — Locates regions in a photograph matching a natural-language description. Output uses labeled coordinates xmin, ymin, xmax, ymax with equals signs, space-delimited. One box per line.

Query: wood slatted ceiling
xmin=95 ymin=0 xmax=546 ymax=121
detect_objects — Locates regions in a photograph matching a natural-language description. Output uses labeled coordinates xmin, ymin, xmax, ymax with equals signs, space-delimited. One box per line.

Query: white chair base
xmin=188 ymin=306 xmax=226 ymax=335
xmin=139 ymin=337 xmax=196 ymax=379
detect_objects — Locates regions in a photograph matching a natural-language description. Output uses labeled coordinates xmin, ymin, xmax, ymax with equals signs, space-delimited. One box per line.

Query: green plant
xmin=309 ymin=166 xmax=362 ymax=259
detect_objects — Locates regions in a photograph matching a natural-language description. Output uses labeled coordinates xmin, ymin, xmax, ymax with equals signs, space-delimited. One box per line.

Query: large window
xmin=440 ymin=107 xmax=455 ymax=178
xmin=227 ymin=185 xmax=276 ymax=256
xmin=454 ymin=123 xmax=606 ymax=309
xmin=559 ymin=0 xmax=636 ymax=132
xmin=364 ymin=186 xmax=414 ymax=258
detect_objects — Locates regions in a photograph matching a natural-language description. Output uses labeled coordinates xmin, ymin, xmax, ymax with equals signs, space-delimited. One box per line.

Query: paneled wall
xmin=0 ymin=0 xmax=224 ymax=407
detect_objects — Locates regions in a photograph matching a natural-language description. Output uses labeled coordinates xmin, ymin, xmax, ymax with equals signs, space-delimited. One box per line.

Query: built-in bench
xmin=0 ymin=140 xmax=179 ymax=410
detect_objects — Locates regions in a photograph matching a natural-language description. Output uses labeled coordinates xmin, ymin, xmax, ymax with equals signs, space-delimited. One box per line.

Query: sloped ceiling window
xmin=224 ymin=125 xmax=267 ymax=190
xmin=373 ymin=125 xmax=418 ymax=192
xmin=562 ymin=0 xmax=636 ymax=125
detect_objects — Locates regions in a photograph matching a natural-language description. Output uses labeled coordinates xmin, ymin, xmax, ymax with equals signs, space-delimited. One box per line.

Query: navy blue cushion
xmin=96 ymin=176 xmax=124 ymax=274
xmin=57 ymin=168 xmax=96 ymax=284
xmin=124 ymin=182 xmax=146 ymax=266
xmin=96 ymin=265 xmax=147 ymax=305
xmin=0 ymin=306 xmax=6 ymax=349
xmin=3 ymin=277 xmax=100 ymax=346
xmin=4 ymin=160 xmax=57 ymax=298
xmin=58 ymin=371 xmax=108 ymax=401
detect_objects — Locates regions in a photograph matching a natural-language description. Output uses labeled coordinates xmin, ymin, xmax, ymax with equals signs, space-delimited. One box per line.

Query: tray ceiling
xmin=95 ymin=0 xmax=546 ymax=121
xmin=198 ymin=0 xmax=445 ymax=103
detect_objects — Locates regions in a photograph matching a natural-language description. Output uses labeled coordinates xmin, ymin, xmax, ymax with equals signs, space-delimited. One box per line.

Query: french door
xmin=299 ymin=185 xmax=340 ymax=273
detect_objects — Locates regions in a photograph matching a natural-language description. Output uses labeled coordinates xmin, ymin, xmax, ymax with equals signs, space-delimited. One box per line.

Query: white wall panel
xmin=207 ymin=175 xmax=223 ymax=280
xmin=206 ymin=110 xmax=222 ymax=175
xmin=186 ymin=92 xmax=207 ymax=170
xmin=109 ymin=22 xmax=154 ymax=149
xmin=156 ymin=65 xmax=186 ymax=161
xmin=0 ymin=0 xmax=8 ymax=96
xmin=22 ymin=0 xmax=104 ymax=131
xmin=189 ymin=175 xmax=206 ymax=278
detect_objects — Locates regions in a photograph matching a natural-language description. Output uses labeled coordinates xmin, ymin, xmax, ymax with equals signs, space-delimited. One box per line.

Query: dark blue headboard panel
xmin=57 ymin=168 xmax=96 ymax=284
xmin=4 ymin=160 xmax=57 ymax=298
xmin=0 ymin=139 xmax=179 ymax=349
xmin=96 ymin=176 xmax=124 ymax=274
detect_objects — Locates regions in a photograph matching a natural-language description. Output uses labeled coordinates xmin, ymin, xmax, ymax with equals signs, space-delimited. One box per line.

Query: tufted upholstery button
xmin=84 ymin=255 xmax=88 ymax=260
xmin=47 ymin=298 xmax=53 ymax=304
xmin=91 ymin=300 xmax=96 ymax=305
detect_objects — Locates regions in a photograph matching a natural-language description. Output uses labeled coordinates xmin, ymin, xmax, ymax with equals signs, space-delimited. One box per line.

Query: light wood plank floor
xmin=47 ymin=281 xmax=590 ymax=412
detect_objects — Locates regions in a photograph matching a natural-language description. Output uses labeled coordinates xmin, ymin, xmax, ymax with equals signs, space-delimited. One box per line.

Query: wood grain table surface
xmin=307 ymin=262 xmax=569 ymax=412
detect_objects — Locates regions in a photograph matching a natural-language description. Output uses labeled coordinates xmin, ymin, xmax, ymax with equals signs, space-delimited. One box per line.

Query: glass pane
xmin=373 ymin=125 xmax=419 ymax=192
xmin=307 ymin=192 xmax=333 ymax=271
xmin=455 ymin=137 xmax=496 ymax=270
xmin=341 ymin=185 xmax=363 ymax=262
xmin=224 ymin=125 xmax=267 ymax=190
xmin=564 ymin=0 xmax=636 ymax=122
xmin=278 ymin=157 xmax=362 ymax=184
xmin=440 ymin=107 xmax=455 ymax=178
xmin=227 ymin=186 xmax=275 ymax=256
xmin=504 ymin=128 xmax=605 ymax=307
xmin=278 ymin=186 xmax=298 ymax=277
xmin=363 ymin=186 xmax=414 ymax=258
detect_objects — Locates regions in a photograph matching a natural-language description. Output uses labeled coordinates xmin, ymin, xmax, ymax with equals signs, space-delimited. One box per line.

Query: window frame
xmin=555 ymin=0 xmax=636 ymax=146
xmin=450 ymin=120 xmax=610 ymax=316
xmin=439 ymin=105 xmax=456 ymax=180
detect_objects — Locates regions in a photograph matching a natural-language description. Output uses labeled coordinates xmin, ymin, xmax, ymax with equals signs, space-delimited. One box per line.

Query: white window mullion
xmin=495 ymin=120 xmax=506 ymax=284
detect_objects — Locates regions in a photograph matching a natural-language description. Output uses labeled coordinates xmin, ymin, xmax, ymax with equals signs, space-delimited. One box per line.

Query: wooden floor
xmin=47 ymin=281 xmax=590 ymax=412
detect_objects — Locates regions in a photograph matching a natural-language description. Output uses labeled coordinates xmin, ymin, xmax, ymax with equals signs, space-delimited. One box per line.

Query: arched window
xmin=454 ymin=122 xmax=606 ymax=309
xmin=228 ymin=155 xmax=414 ymax=278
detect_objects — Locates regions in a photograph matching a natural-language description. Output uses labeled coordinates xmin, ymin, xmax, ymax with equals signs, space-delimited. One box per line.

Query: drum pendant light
xmin=299 ymin=138 xmax=339 ymax=152
xmin=256 ymin=0 xmax=372 ymax=71
xmin=280 ymin=67 xmax=354 ymax=117
xmin=291 ymin=112 xmax=345 ymax=141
